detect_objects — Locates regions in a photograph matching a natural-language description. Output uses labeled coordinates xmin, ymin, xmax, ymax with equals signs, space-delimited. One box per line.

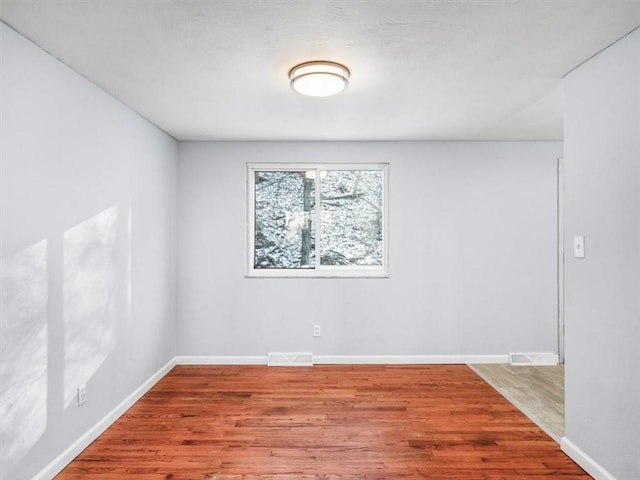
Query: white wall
xmin=0 ymin=20 xmax=570 ymax=479
xmin=563 ymin=28 xmax=640 ymax=479
xmin=177 ymin=141 xmax=561 ymax=359
xmin=0 ymin=24 xmax=177 ymax=479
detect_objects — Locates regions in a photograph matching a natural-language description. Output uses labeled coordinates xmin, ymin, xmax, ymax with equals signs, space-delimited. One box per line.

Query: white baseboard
xmin=176 ymin=355 xmax=267 ymax=365
xmin=33 ymin=357 xmax=176 ymax=480
xmin=561 ymin=436 xmax=617 ymax=480
xmin=313 ymin=354 xmax=508 ymax=364
xmin=175 ymin=354 xmax=508 ymax=365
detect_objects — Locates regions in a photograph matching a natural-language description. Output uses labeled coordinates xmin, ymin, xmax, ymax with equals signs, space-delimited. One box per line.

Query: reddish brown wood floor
xmin=56 ymin=365 xmax=591 ymax=479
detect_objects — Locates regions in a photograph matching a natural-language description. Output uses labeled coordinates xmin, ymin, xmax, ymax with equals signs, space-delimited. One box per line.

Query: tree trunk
xmin=300 ymin=176 xmax=313 ymax=266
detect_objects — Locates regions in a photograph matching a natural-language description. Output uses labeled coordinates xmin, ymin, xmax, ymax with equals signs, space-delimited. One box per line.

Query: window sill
xmin=245 ymin=268 xmax=389 ymax=279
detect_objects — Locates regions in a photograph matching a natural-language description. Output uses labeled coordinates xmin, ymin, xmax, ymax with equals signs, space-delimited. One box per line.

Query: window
xmin=247 ymin=163 xmax=388 ymax=277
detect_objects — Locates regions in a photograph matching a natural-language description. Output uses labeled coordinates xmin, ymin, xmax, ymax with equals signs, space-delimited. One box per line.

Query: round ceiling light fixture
xmin=289 ymin=61 xmax=350 ymax=97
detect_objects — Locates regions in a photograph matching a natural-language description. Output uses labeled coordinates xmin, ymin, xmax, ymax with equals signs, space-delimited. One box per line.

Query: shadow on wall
xmin=0 ymin=204 xmax=131 ymax=476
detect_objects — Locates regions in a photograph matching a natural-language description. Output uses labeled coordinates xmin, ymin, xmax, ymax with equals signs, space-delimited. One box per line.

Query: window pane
xmin=320 ymin=170 xmax=383 ymax=266
xmin=254 ymin=171 xmax=315 ymax=269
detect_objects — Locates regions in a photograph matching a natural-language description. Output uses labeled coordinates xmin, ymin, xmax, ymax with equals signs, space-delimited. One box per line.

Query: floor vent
xmin=509 ymin=352 xmax=558 ymax=366
xmin=267 ymin=352 xmax=313 ymax=367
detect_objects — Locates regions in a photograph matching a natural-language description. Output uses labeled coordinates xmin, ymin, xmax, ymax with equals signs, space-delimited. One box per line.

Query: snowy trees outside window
xmin=247 ymin=164 xmax=388 ymax=277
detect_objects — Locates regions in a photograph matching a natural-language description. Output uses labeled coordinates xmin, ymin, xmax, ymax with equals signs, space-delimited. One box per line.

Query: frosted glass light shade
xmin=289 ymin=61 xmax=350 ymax=97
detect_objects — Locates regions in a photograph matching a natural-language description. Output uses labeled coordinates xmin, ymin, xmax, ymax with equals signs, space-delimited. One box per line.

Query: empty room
xmin=1 ymin=1 xmax=638 ymax=479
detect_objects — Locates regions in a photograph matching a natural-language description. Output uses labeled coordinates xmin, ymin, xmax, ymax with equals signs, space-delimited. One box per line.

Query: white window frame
xmin=247 ymin=163 xmax=389 ymax=278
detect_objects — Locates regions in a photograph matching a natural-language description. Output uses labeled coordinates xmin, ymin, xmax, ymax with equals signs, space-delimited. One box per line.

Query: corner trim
xmin=561 ymin=436 xmax=617 ymax=480
xmin=33 ymin=358 xmax=176 ymax=480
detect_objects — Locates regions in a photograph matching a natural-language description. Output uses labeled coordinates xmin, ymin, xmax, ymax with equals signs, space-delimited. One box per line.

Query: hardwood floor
xmin=56 ymin=365 xmax=590 ymax=479
xmin=469 ymin=364 xmax=565 ymax=442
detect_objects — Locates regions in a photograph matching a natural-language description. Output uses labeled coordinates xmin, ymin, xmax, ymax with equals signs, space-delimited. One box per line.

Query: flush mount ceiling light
xmin=289 ymin=61 xmax=350 ymax=97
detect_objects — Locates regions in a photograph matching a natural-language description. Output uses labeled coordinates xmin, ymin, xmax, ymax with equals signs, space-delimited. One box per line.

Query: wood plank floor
xmin=56 ymin=365 xmax=590 ymax=479
xmin=470 ymin=364 xmax=565 ymax=443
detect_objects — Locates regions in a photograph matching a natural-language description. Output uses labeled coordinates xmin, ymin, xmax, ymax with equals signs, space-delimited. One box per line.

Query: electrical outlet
xmin=313 ymin=325 xmax=321 ymax=337
xmin=573 ymin=235 xmax=585 ymax=258
xmin=77 ymin=384 xmax=87 ymax=406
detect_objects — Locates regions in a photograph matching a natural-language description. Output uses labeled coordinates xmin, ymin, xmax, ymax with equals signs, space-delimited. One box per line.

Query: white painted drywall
xmin=0 ymin=24 xmax=177 ymax=480
xmin=177 ymin=141 xmax=561 ymax=357
xmin=563 ymin=28 xmax=640 ymax=479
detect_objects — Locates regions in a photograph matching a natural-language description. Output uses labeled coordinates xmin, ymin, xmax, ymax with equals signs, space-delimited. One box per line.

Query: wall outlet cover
xmin=77 ymin=384 xmax=87 ymax=406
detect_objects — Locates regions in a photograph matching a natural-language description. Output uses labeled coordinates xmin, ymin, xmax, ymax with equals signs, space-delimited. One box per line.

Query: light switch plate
xmin=573 ymin=235 xmax=585 ymax=258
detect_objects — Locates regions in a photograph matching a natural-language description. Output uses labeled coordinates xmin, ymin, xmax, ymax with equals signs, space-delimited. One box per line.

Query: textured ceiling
xmin=1 ymin=1 xmax=639 ymax=141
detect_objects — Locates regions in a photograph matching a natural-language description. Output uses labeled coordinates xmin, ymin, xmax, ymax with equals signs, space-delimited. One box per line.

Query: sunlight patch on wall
xmin=126 ymin=200 xmax=132 ymax=322
xmin=0 ymin=240 xmax=48 ymax=474
xmin=63 ymin=207 xmax=120 ymax=408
